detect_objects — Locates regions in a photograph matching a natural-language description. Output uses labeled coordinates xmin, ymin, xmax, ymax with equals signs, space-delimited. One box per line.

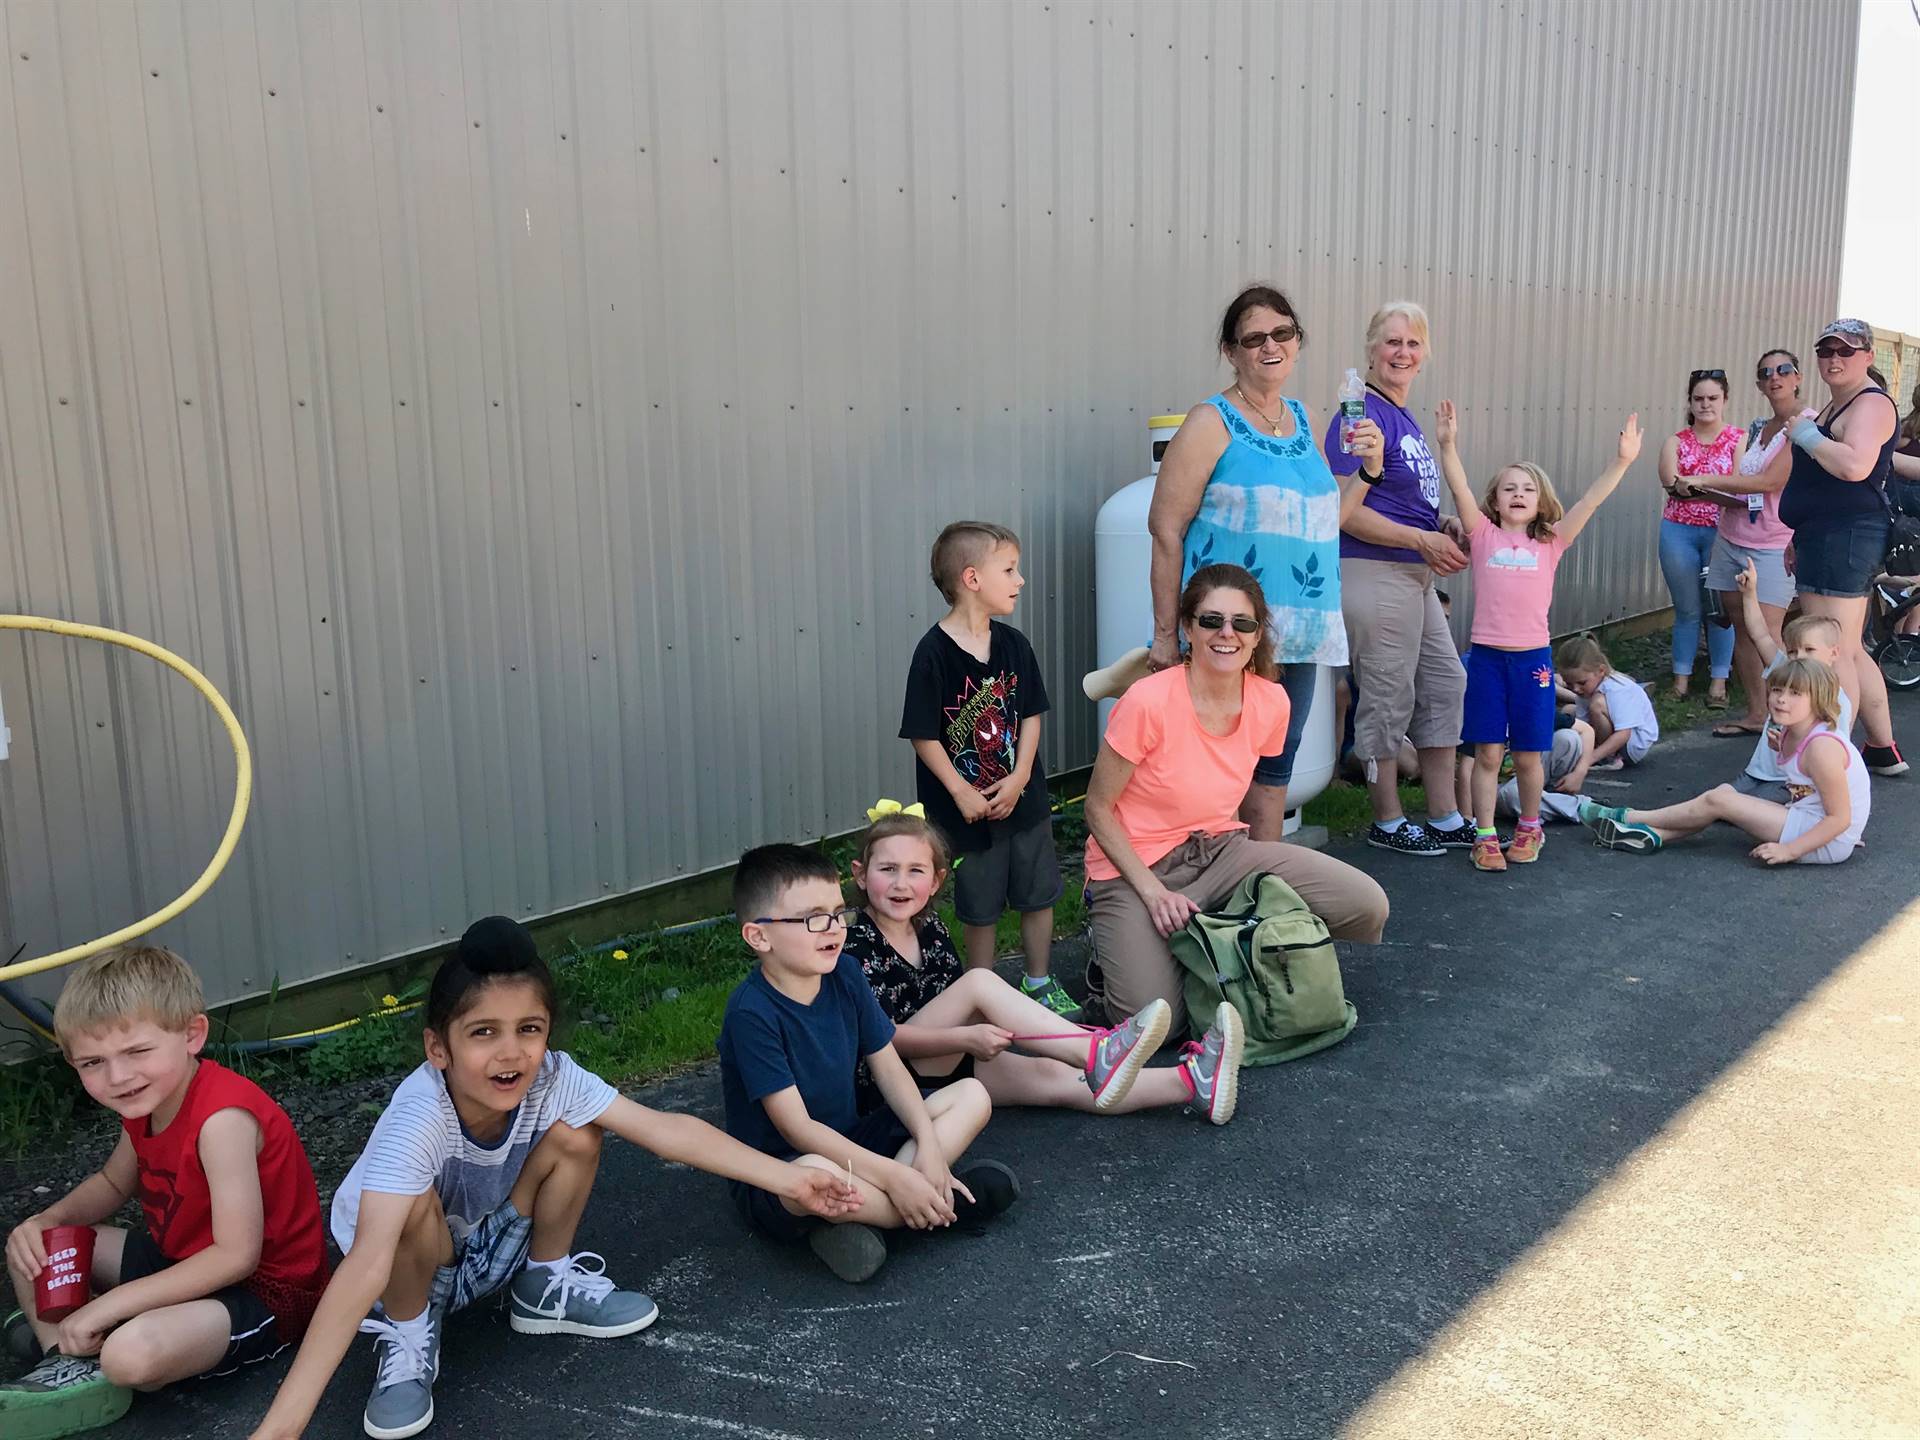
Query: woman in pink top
xmin=1703 ymin=349 xmax=1816 ymax=737
xmin=1657 ymin=371 xmax=1748 ymax=705
xmin=1082 ymin=564 xmax=1387 ymax=1039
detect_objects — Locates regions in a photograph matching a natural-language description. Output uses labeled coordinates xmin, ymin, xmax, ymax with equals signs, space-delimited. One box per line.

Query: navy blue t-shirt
xmin=717 ymin=952 xmax=897 ymax=1162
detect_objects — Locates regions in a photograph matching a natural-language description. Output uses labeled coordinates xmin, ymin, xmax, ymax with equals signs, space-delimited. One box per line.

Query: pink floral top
xmin=1664 ymin=426 xmax=1740 ymax=526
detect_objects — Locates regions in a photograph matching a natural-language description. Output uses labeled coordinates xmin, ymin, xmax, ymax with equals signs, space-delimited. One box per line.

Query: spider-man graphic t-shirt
xmin=900 ymin=620 xmax=1051 ymax=853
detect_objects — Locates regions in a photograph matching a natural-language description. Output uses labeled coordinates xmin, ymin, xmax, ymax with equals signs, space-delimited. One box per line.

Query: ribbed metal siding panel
xmin=0 ymin=0 xmax=1858 ymax=1005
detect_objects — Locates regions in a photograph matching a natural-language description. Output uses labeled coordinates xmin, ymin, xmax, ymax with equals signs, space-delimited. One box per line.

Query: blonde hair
xmin=1783 ymin=614 xmax=1842 ymax=650
xmin=1554 ymin=634 xmax=1609 ymax=675
xmin=1767 ymin=658 xmax=1842 ymax=727
xmin=929 ymin=521 xmax=1020 ymax=603
xmin=1365 ymin=300 xmax=1430 ymax=351
xmin=1482 ymin=462 xmax=1565 ymax=542
xmin=53 ymin=944 xmax=205 ymax=1050
xmin=852 ymin=814 xmax=951 ymax=922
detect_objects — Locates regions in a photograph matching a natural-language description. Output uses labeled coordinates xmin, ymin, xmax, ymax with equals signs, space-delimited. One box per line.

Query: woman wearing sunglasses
xmin=1147 ymin=286 xmax=1384 ymax=839
xmin=1769 ymin=318 xmax=1907 ymax=774
xmin=1692 ymin=350 xmax=1818 ymax=737
xmin=1655 ymin=368 xmax=1746 ymax=705
xmin=1083 ymin=564 xmax=1388 ymax=1038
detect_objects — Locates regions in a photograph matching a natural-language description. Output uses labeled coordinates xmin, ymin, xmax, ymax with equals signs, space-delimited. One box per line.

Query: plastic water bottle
xmin=1338 ymin=368 xmax=1365 ymax=454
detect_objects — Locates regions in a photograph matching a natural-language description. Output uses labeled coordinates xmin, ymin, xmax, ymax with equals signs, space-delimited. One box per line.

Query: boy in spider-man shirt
xmin=901 ymin=521 xmax=1070 ymax=1017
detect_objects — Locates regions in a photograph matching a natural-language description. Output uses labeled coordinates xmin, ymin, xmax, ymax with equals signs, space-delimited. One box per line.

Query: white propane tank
xmin=1091 ymin=413 xmax=1335 ymax=832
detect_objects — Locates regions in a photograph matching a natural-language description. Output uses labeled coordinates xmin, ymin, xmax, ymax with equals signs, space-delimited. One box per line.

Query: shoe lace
xmin=1177 ymin=1041 xmax=1207 ymax=1100
xmin=358 ymin=1316 xmax=431 ymax=1388
xmin=533 ymin=1252 xmax=616 ymax=1310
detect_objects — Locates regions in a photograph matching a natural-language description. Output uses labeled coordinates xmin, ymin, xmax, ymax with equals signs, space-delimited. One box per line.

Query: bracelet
xmin=1358 ymin=468 xmax=1383 ymax=486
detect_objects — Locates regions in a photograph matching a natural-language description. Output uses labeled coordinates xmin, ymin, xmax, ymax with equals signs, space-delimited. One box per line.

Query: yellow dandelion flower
xmin=612 ymin=949 xmax=629 ymax=961
xmin=381 ymin=994 xmax=401 ymax=1009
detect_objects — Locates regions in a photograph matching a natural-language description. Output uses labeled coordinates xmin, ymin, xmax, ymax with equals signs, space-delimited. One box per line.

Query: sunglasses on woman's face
xmin=1688 ymin=369 xmax=1726 ymax=384
xmin=1756 ymin=362 xmax=1798 ymax=379
xmin=1235 ymin=325 xmax=1300 ymax=351
xmin=1194 ymin=612 xmax=1261 ymax=633
xmin=1814 ymin=343 xmax=1861 ymax=360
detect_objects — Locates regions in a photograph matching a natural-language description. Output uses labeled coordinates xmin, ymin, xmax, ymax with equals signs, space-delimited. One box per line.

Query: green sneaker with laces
xmin=1021 ymin=974 xmax=1085 ymax=1020
xmin=0 ymin=1351 xmax=132 ymax=1440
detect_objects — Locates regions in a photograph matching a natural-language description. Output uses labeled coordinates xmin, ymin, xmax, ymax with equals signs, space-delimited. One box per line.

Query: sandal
xmin=1705 ymin=692 xmax=1729 ymax=711
xmin=1712 ymin=721 xmax=1765 ymax=737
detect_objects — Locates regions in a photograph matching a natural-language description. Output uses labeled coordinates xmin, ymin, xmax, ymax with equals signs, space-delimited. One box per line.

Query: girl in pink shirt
xmin=1435 ymin=402 xmax=1644 ymax=872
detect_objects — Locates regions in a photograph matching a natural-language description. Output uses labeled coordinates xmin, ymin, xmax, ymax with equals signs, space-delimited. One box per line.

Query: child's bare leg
xmin=1512 ymin=751 xmax=1545 ymax=819
xmin=1625 ymin=784 xmax=1787 ymax=844
xmin=787 ymin=1079 xmax=992 ymax=1230
xmin=907 ymin=969 xmax=1088 ymax=1067
xmin=961 ymin=922 xmax=998 ymax=971
xmin=977 ymin=1050 xmax=1190 ymax=1114
xmin=1471 ymin=744 xmax=1504 ymax=828
xmin=380 ymin=1190 xmax=458 ymax=1322
xmin=97 ymin=1299 xmax=233 ymax=1390
xmin=506 ymin=1121 xmax=601 ymax=1263
xmin=10 ymin=1224 xmax=128 ymax=1354
xmin=1454 ymin=753 xmax=1475 ymax=820
xmin=1018 ymin=907 xmax=1053 ymax=981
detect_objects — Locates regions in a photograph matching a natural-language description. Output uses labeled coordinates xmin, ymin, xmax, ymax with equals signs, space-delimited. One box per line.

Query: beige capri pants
xmin=1086 ymin=830 xmax=1389 ymax=1037
xmin=1340 ymin=557 xmax=1466 ymax=761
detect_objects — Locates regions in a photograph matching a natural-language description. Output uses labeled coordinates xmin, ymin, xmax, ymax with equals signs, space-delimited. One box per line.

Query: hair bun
xmin=456 ymin=915 xmax=539 ymax=974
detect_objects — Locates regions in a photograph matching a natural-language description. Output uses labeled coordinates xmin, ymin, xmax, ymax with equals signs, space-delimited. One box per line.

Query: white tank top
xmin=1781 ymin=725 xmax=1870 ymax=850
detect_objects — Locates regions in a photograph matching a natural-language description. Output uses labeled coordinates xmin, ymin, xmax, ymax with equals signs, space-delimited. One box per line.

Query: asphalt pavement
xmin=97 ymin=693 xmax=1920 ymax=1440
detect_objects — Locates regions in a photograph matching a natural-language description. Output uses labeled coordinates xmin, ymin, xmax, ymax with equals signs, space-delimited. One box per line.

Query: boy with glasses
xmin=717 ymin=845 xmax=1018 ymax=1282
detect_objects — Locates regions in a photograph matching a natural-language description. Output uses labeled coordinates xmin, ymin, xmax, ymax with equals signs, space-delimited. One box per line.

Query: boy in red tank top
xmin=2 ymin=946 xmax=329 ymax=1437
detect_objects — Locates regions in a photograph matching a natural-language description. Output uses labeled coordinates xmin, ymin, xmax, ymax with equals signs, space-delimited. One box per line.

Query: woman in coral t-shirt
xmin=1082 ymin=563 xmax=1388 ymax=1039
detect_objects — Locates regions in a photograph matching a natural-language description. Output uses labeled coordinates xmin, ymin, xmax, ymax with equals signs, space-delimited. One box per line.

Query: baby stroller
xmin=1871 ymin=485 xmax=1920 ymax=688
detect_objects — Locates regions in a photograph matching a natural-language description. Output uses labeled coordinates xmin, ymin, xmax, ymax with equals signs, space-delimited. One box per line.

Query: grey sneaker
xmin=1181 ymin=1001 xmax=1246 ymax=1125
xmin=360 ymin=1314 xmax=440 ymax=1440
xmin=508 ymin=1254 xmax=659 ymax=1338
xmin=1365 ymin=822 xmax=1446 ymax=856
xmin=808 ymin=1223 xmax=888 ymax=1283
xmin=1085 ymin=998 xmax=1171 ymax=1111
xmin=0 ymin=1351 xmax=132 ymax=1440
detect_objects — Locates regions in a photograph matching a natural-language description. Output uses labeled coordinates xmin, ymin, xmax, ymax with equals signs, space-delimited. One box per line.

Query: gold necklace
xmin=1233 ymin=384 xmax=1287 ymax=435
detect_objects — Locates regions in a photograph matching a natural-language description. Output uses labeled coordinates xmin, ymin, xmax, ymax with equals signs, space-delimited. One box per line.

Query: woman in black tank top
xmin=1768 ymin=318 xmax=1905 ymax=774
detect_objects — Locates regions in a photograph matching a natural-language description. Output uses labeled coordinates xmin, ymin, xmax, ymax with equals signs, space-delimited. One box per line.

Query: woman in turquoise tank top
xmin=1148 ymin=285 xmax=1386 ymax=838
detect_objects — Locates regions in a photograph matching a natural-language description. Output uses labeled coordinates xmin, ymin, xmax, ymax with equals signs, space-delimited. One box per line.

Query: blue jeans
xmin=1658 ymin=519 xmax=1734 ymax=679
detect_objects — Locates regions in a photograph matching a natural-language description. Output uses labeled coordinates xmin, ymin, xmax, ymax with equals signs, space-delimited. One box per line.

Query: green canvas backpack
xmin=1167 ymin=870 xmax=1357 ymax=1066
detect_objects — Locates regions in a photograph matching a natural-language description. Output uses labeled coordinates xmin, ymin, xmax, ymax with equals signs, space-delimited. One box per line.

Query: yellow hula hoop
xmin=0 ymin=616 xmax=252 ymax=984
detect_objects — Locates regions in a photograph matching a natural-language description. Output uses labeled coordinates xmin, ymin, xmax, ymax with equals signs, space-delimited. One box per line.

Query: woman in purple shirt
xmin=1323 ymin=302 xmax=1474 ymax=856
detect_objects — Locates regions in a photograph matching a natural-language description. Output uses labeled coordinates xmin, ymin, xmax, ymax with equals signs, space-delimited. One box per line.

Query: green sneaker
xmin=1021 ymin=974 xmax=1085 ymax=1021
xmin=0 ymin=1352 xmax=132 ymax=1440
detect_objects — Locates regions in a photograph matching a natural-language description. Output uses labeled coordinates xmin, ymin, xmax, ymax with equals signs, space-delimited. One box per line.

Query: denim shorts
xmin=1461 ymin=646 xmax=1557 ymax=752
xmin=1794 ymin=511 xmax=1891 ymax=598
xmin=1252 ymin=663 xmax=1319 ymax=786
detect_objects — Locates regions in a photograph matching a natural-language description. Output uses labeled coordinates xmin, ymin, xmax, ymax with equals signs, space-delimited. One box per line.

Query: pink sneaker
xmin=1180 ymin=1002 xmax=1245 ymax=1125
xmin=1084 ymin=999 xmax=1171 ymax=1111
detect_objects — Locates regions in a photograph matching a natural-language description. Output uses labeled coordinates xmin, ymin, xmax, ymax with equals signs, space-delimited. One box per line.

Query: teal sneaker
xmin=508 ymin=1254 xmax=659 ymax=1338
xmin=1594 ymin=816 xmax=1663 ymax=854
xmin=1021 ymin=974 xmax=1086 ymax=1021
xmin=0 ymin=1352 xmax=132 ymax=1440
xmin=1576 ymin=800 xmax=1626 ymax=829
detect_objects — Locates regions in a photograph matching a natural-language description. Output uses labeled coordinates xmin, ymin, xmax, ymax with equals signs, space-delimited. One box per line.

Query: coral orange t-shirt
xmin=1084 ymin=666 xmax=1290 ymax=882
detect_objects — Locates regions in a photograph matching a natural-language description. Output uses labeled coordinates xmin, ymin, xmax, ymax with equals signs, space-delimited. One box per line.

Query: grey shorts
xmin=951 ymin=817 xmax=1062 ymax=924
xmin=1734 ymin=772 xmax=1791 ymax=805
xmin=1340 ymin=559 xmax=1466 ymax=760
xmin=1708 ymin=536 xmax=1793 ymax=609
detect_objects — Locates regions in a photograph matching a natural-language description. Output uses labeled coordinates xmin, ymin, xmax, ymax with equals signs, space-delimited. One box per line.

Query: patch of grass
xmin=1604 ymin=629 xmax=1752 ymax=734
xmin=1301 ymin=780 xmax=1428 ymax=837
xmin=0 ymin=1048 xmax=83 ymax=1158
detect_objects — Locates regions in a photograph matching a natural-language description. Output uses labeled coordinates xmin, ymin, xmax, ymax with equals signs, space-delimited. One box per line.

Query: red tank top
xmin=125 ymin=1058 xmax=331 ymax=1340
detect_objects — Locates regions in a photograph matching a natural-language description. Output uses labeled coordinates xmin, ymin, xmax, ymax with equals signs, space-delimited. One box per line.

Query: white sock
xmin=523 ymin=1254 xmax=569 ymax=1277
xmin=1377 ymin=815 xmax=1406 ymax=833
xmin=1428 ymin=811 xmax=1464 ymax=831
xmin=388 ymin=1308 xmax=433 ymax=1345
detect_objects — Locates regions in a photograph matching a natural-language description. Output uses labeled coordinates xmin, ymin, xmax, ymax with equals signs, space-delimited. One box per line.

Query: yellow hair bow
xmin=866 ymin=798 xmax=926 ymax=823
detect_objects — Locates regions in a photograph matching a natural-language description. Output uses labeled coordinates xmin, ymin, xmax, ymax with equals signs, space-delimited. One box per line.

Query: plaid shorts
xmin=429 ymin=1200 xmax=533 ymax=1316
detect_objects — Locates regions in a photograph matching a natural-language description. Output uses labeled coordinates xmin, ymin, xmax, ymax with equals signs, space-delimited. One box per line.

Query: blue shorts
xmin=1462 ymin=646 xmax=1557 ymax=753
xmin=427 ymin=1199 xmax=533 ymax=1316
xmin=1794 ymin=512 xmax=1891 ymax=599
xmin=1252 ymin=663 xmax=1319 ymax=786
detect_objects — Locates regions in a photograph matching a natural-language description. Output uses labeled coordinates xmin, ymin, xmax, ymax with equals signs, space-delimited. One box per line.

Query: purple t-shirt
xmin=1324 ymin=389 xmax=1443 ymax=564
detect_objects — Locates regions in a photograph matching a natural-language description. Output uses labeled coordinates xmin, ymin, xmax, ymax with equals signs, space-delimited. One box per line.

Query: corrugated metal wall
xmin=0 ymin=0 xmax=1857 ymax=1006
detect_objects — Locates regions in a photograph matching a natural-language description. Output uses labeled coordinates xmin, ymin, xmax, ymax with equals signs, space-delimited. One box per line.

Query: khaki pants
xmin=1086 ymin=830 xmax=1389 ymax=1036
xmin=1340 ymin=558 xmax=1466 ymax=759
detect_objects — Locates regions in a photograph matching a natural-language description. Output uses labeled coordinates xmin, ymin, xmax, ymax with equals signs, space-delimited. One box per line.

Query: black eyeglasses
xmin=1756 ymin=362 xmax=1798 ymax=379
xmin=1814 ymin=343 xmax=1862 ymax=359
xmin=1688 ymin=369 xmax=1726 ymax=384
xmin=1235 ymin=324 xmax=1300 ymax=351
xmin=753 ymin=907 xmax=859 ymax=934
xmin=1194 ymin=612 xmax=1261 ymax=634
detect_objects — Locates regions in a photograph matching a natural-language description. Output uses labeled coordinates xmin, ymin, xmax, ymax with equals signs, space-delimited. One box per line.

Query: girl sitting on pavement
xmin=843 ymin=806 xmax=1246 ymax=1125
xmin=1435 ymin=401 xmax=1644 ymax=871
xmin=1577 ymin=659 xmax=1869 ymax=865
xmin=1554 ymin=635 xmax=1660 ymax=770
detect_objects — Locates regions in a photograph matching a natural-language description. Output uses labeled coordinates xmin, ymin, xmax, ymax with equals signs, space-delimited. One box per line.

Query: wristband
xmin=1787 ymin=416 xmax=1822 ymax=450
xmin=1358 ymin=468 xmax=1383 ymax=486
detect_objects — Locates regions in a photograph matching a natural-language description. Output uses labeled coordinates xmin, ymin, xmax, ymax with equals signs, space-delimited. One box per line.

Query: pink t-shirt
xmin=1465 ymin=513 xmax=1568 ymax=650
xmin=1717 ymin=414 xmax=1810 ymax=551
xmin=1085 ymin=666 xmax=1290 ymax=882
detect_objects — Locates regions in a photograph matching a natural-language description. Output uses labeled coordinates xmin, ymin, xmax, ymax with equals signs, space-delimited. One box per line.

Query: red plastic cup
xmin=35 ymin=1225 xmax=94 ymax=1322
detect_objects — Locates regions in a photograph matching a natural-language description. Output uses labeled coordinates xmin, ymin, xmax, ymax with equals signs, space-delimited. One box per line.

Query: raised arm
xmin=1558 ymin=414 xmax=1644 ymax=546
xmin=1432 ymin=400 xmax=1483 ymax=529
xmin=1733 ymin=557 xmax=1773 ymax=656
xmin=1147 ymin=409 xmax=1227 ymax=669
